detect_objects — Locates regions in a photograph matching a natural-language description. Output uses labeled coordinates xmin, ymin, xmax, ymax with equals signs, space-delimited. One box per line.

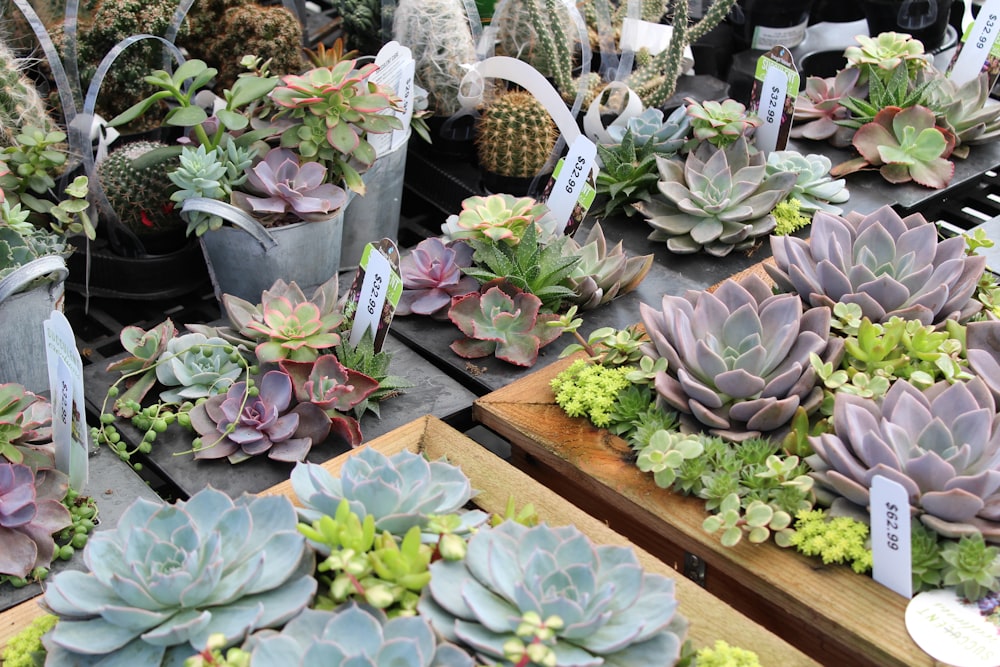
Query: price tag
xmin=948 ymin=0 xmax=1000 ymax=88
xmin=346 ymin=241 xmax=402 ymax=350
xmin=370 ymin=41 xmax=415 ymax=157
xmin=44 ymin=310 xmax=88 ymax=490
xmin=542 ymin=134 xmax=597 ymax=236
xmin=870 ymin=475 xmax=912 ymax=599
xmin=749 ymin=47 xmax=799 ymax=154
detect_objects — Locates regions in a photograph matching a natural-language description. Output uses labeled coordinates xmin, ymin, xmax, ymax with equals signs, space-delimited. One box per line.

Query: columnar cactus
xmin=0 ymin=41 xmax=58 ymax=148
xmin=494 ymin=0 xmax=576 ymax=97
xmin=475 ymin=90 xmax=559 ymax=178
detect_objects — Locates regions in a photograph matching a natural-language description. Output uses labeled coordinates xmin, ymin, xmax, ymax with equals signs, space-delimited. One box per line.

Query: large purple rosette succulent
xmin=808 ymin=378 xmax=1000 ymax=540
xmin=188 ymin=370 xmax=330 ymax=463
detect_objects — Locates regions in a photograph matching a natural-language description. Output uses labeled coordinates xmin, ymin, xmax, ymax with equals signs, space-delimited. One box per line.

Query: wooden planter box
xmin=474 ymin=357 xmax=934 ymax=667
xmin=1 ymin=416 xmax=815 ymax=664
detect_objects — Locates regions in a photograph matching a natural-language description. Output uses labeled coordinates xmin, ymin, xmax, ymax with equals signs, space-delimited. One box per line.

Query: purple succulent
xmin=790 ymin=69 xmax=863 ymax=147
xmin=448 ymin=282 xmax=563 ymax=367
xmin=188 ymin=370 xmax=330 ymax=463
xmin=808 ymin=378 xmax=1000 ymax=541
xmin=0 ymin=463 xmax=71 ymax=578
xmin=232 ymin=147 xmax=348 ymax=221
xmin=397 ymin=238 xmax=479 ymax=319
xmin=279 ymin=355 xmax=380 ymax=448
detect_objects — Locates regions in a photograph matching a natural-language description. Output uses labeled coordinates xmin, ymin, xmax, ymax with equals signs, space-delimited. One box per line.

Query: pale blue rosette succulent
xmin=41 ymin=487 xmax=317 ymax=666
xmin=155 ymin=332 xmax=245 ymax=404
xmin=417 ymin=521 xmax=688 ymax=667
xmin=764 ymin=151 xmax=850 ymax=214
xmin=607 ymin=106 xmax=691 ymax=156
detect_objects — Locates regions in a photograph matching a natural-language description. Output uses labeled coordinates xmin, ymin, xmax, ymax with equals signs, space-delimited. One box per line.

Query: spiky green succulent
xmin=766 ymin=206 xmax=986 ymax=326
xmin=418 ymin=520 xmax=689 ymax=667
xmin=595 ymin=128 xmax=661 ymax=218
xmin=639 ymin=274 xmax=845 ymax=441
xmin=561 ymin=222 xmax=653 ymax=310
xmin=635 ymin=135 xmax=797 ymax=256
xmin=41 ymin=487 xmax=317 ymax=665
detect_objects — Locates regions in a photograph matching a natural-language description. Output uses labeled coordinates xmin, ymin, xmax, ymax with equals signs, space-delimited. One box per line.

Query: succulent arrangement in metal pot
xmin=41 ymin=487 xmax=317 ymax=665
xmin=418 ymin=520 xmax=688 ymax=667
xmin=766 ymin=206 xmax=985 ymax=326
xmin=639 ymin=273 xmax=845 ymax=441
xmin=635 ymin=135 xmax=797 ymax=256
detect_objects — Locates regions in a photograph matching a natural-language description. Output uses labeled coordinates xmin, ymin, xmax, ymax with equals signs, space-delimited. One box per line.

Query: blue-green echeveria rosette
xmin=766 ymin=206 xmax=985 ymax=326
xmin=639 ymin=274 xmax=844 ymax=441
xmin=417 ymin=520 xmax=687 ymax=667
xmin=808 ymin=377 xmax=1000 ymax=541
xmin=291 ymin=447 xmax=487 ymax=541
xmin=244 ymin=603 xmax=474 ymax=667
xmin=155 ymin=332 xmax=245 ymax=404
xmin=41 ymin=487 xmax=317 ymax=667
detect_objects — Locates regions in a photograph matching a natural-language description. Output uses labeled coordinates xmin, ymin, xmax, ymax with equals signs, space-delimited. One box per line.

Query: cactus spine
xmin=0 ymin=41 xmax=58 ymax=148
xmin=97 ymin=141 xmax=182 ymax=235
xmin=475 ymin=90 xmax=558 ymax=178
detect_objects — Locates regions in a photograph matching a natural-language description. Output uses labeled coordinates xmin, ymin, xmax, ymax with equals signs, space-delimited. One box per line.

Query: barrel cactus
xmin=418 ymin=520 xmax=688 ymax=666
xmin=765 ymin=206 xmax=986 ymax=326
xmin=41 ymin=487 xmax=317 ymax=665
xmin=808 ymin=377 xmax=1000 ymax=541
xmin=245 ymin=604 xmax=474 ymax=667
xmin=639 ymin=274 xmax=844 ymax=441
xmin=475 ymin=90 xmax=558 ymax=178
xmin=635 ymin=135 xmax=797 ymax=256
xmin=97 ymin=140 xmax=182 ymax=239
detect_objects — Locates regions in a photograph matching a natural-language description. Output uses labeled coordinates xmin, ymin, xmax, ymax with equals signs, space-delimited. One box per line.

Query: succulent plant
xmin=843 ymin=31 xmax=930 ymax=84
xmin=448 ymin=281 xmax=565 ymax=367
xmin=269 ymin=60 xmax=403 ymax=194
xmin=397 ymin=238 xmax=479 ymax=319
xmin=155 ymin=332 xmax=246 ymax=404
xmin=833 ymin=105 xmax=956 ymax=189
xmin=607 ymin=106 xmax=691 ymax=156
xmin=418 ymin=520 xmax=688 ymax=666
xmin=171 ymin=143 xmax=257 ymax=236
xmin=475 ymin=90 xmax=559 ymax=179
xmin=594 ymin=128 xmax=662 ymax=218
xmin=924 ymin=71 xmax=1000 ymax=159
xmin=278 ymin=355 xmax=379 ymax=448
xmin=0 ymin=383 xmax=53 ymax=468
xmin=685 ymin=97 xmax=761 ymax=149
xmin=41 ymin=487 xmax=317 ymax=665
xmin=231 ymin=147 xmax=348 ymax=225
xmin=0 ymin=462 xmax=70 ymax=578
xmin=440 ymin=193 xmax=562 ymax=246
xmin=790 ymin=69 xmax=863 ymax=147
xmin=561 ymin=222 xmax=654 ymax=310
xmin=635 ymin=135 xmax=797 ymax=256
xmin=639 ymin=274 xmax=844 ymax=441
xmin=807 ymin=377 xmax=1000 ymax=541
xmin=188 ymin=370 xmax=332 ymax=463
xmin=291 ymin=446 xmax=486 ymax=539
xmin=838 ymin=62 xmax=936 ymax=130
xmin=246 ymin=296 xmax=345 ymax=364
xmin=766 ymin=206 xmax=986 ymax=326
xmin=245 ymin=604 xmax=475 ymax=667
xmin=764 ymin=151 xmax=850 ymax=214
xmin=104 ymin=319 xmax=178 ymax=415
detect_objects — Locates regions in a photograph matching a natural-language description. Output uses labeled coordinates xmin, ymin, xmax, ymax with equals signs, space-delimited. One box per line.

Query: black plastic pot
xmin=858 ymin=0 xmax=954 ymax=51
xmin=66 ymin=237 xmax=209 ymax=300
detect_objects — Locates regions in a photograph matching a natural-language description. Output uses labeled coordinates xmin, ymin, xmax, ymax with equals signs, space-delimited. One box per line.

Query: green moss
xmin=773 ymin=197 xmax=812 ymax=236
xmin=1 ymin=613 xmax=57 ymax=667
xmin=550 ymin=359 xmax=635 ymax=428
xmin=789 ymin=508 xmax=873 ymax=574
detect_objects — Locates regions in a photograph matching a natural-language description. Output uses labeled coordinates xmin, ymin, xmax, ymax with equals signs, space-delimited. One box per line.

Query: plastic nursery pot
xmin=859 ymin=0 xmax=955 ymax=51
xmin=420 ymin=114 xmax=478 ymax=161
xmin=479 ymin=169 xmax=553 ymax=198
xmin=729 ymin=0 xmax=815 ymax=52
xmin=341 ymin=130 xmax=411 ymax=271
xmin=0 ymin=256 xmax=68 ymax=394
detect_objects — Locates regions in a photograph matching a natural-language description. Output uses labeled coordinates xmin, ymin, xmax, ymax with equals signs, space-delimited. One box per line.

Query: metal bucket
xmin=0 ymin=256 xmax=68 ymax=393
xmin=341 ymin=131 xmax=410 ymax=270
xmin=195 ymin=205 xmax=345 ymax=304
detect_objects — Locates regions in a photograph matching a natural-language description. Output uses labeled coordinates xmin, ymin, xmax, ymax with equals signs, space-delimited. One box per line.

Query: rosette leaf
xmin=247 ymin=297 xmax=343 ymax=364
xmin=561 ymin=222 xmax=653 ymax=310
xmin=155 ymin=332 xmax=245 ymax=404
xmin=41 ymin=487 xmax=317 ymax=665
xmin=807 ymin=377 xmax=1000 ymax=541
xmin=417 ymin=521 xmax=688 ymax=667
xmin=0 ymin=463 xmax=70 ymax=578
xmin=397 ymin=238 xmax=479 ymax=319
xmin=791 ymin=69 xmax=863 ymax=146
xmin=231 ymin=147 xmax=347 ymax=223
xmin=764 ymin=151 xmax=850 ymax=214
xmin=766 ymin=206 xmax=986 ymax=326
xmin=440 ymin=194 xmax=562 ymax=246
xmin=0 ymin=383 xmax=53 ymax=467
xmin=639 ymin=274 xmax=844 ymax=441
xmin=607 ymin=105 xmax=691 ymax=156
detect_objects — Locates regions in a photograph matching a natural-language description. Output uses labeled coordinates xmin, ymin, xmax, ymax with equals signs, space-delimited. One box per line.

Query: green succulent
xmin=170 ymin=143 xmax=256 ymax=236
xmin=247 ymin=298 xmax=344 ymax=364
xmin=153 ymin=332 xmax=246 ymax=404
xmin=764 ymin=151 xmax=849 ymax=214
xmin=595 ymin=128 xmax=661 ymax=218
xmin=843 ymin=32 xmax=930 ymax=84
xmin=788 ymin=508 xmax=872 ymax=574
xmin=0 ymin=613 xmax=56 ymax=667
xmin=334 ymin=329 xmax=413 ymax=419
xmin=636 ymin=136 xmax=797 ymax=256
xmin=636 ymin=430 xmax=706 ymax=489
xmin=695 ymin=640 xmax=762 ymax=667
xmin=684 ymin=98 xmax=761 ymax=149
xmin=441 ymin=193 xmax=562 ymax=246
xmin=925 ymin=71 xmax=1000 ymax=158
xmin=911 ymin=521 xmax=945 ymax=593
xmin=941 ymin=533 xmax=1000 ymax=601
xmin=838 ymin=63 xmax=936 ymax=129
xmin=607 ymin=106 xmax=691 ymax=156
xmin=561 ymin=221 xmax=653 ymax=310
xmin=703 ymin=491 xmax=795 ymax=547
xmin=550 ymin=358 xmax=635 ymax=428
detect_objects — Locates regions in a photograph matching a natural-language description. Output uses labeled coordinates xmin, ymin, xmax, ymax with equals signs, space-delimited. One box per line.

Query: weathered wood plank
xmin=474 ymin=358 xmax=943 ymax=667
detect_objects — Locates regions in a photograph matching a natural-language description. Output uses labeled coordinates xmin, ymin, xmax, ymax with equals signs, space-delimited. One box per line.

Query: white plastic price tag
xmin=871 ymin=475 xmax=913 ymax=599
xmin=949 ymin=0 xmax=1000 ymax=87
xmin=370 ymin=41 xmax=415 ymax=157
xmin=349 ymin=246 xmax=394 ymax=348
xmin=545 ymin=134 xmax=597 ymax=234
xmin=44 ymin=310 xmax=88 ymax=490
xmin=754 ymin=65 xmax=787 ymax=154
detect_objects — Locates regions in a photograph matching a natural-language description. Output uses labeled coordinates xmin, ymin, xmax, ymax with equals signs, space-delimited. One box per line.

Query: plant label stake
xmin=541 ymin=134 xmax=597 ymax=236
xmin=345 ymin=239 xmax=402 ymax=351
xmin=947 ymin=0 xmax=1000 ymax=89
xmin=44 ymin=310 xmax=88 ymax=489
xmin=749 ymin=47 xmax=799 ymax=155
xmin=871 ymin=474 xmax=912 ymax=599
xmin=370 ymin=41 xmax=416 ymax=156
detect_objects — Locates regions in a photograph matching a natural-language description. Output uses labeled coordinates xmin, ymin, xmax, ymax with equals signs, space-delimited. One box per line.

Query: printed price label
xmin=370 ymin=41 xmax=415 ymax=157
xmin=45 ymin=310 xmax=88 ymax=489
xmin=755 ymin=67 xmax=786 ymax=153
xmin=347 ymin=241 xmax=403 ymax=350
xmin=543 ymin=134 xmax=597 ymax=235
xmin=948 ymin=0 xmax=1000 ymax=87
xmin=871 ymin=475 xmax=912 ymax=599
xmin=750 ymin=47 xmax=799 ymax=154
xmin=907 ymin=588 xmax=1000 ymax=667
